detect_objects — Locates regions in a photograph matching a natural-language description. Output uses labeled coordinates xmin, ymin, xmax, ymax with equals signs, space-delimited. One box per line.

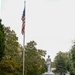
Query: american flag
xmin=21 ymin=7 xmax=25 ymax=35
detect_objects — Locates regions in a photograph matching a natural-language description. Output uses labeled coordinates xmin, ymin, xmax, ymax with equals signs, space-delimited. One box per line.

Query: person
xmin=46 ymin=55 xmax=51 ymax=72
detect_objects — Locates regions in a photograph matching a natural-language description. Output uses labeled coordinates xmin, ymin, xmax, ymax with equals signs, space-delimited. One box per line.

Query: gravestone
xmin=42 ymin=55 xmax=55 ymax=75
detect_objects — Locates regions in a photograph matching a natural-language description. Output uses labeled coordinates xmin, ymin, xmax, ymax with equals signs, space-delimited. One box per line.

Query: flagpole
xmin=23 ymin=31 xmax=25 ymax=75
xmin=23 ymin=1 xmax=26 ymax=75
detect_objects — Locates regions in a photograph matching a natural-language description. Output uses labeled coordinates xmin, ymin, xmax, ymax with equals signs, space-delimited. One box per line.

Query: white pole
xmin=23 ymin=33 xmax=25 ymax=75
xmin=23 ymin=1 xmax=26 ymax=75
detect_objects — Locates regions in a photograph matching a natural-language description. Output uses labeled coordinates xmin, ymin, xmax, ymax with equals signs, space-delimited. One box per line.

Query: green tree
xmin=4 ymin=27 xmax=21 ymax=61
xmin=0 ymin=26 xmax=22 ymax=75
xmin=0 ymin=19 xmax=5 ymax=61
xmin=70 ymin=42 xmax=75 ymax=74
xmin=25 ymin=41 xmax=46 ymax=75
xmin=54 ymin=51 xmax=67 ymax=75
xmin=0 ymin=58 xmax=22 ymax=75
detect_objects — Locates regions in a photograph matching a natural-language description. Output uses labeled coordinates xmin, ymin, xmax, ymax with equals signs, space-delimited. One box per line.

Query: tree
xmin=25 ymin=41 xmax=46 ymax=75
xmin=70 ymin=42 xmax=75 ymax=74
xmin=0 ymin=19 xmax=5 ymax=61
xmin=0 ymin=20 xmax=47 ymax=75
xmin=0 ymin=25 xmax=22 ymax=75
xmin=54 ymin=51 xmax=67 ymax=75
xmin=4 ymin=27 xmax=21 ymax=61
xmin=0 ymin=58 xmax=22 ymax=75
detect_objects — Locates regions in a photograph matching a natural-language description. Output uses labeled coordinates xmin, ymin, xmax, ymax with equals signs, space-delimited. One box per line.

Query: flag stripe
xmin=21 ymin=7 xmax=25 ymax=35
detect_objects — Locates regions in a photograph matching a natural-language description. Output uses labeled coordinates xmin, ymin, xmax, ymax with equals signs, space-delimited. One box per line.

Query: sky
xmin=1 ymin=0 xmax=75 ymax=61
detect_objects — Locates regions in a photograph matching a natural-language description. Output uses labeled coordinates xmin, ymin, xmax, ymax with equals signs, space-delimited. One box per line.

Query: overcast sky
xmin=1 ymin=0 xmax=75 ymax=61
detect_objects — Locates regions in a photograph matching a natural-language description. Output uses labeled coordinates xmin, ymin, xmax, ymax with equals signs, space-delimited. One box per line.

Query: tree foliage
xmin=70 ymin=42 xmax=75 ymax=74
xmin=0 ymin=19 xmax=5 ymax=61
xmin=25 ymin=41 xmax=46 ymax=75
xmin=0 ymin=58 xmax=22 ymax=75
xmin=4 ymin=27 xmax=19 ymax=59
xmin=0 ymin=25 xmax=47 ymax=75
xmin=0 ymin=19 xmax=47 ymax=75
xmin=54 ymin=51 xmax=67 ymax=75
xmin=0 ymin=23 xmax=22 ymax=75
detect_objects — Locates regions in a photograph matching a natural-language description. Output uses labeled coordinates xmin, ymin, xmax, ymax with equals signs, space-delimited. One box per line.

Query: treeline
xmin=53 ymin=40 xmax=75 ymax=74
xmin=0 ymin=19 xmax=75 ymax=75
xmin=53 ymin=51 xmax=75 ymax=75
xmin=0 ymin=19 xmax=46 ymax=75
